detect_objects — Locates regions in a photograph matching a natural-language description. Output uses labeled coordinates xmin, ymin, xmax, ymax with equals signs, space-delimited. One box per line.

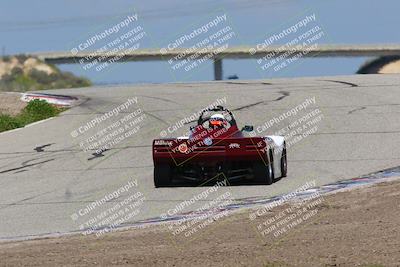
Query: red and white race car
xmin=152 ymin=106 xmax=287 ymax=187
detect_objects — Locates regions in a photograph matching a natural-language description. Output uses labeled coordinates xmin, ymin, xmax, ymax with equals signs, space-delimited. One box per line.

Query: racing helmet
xmin=209 ymin=114 xmax=226 ymax=128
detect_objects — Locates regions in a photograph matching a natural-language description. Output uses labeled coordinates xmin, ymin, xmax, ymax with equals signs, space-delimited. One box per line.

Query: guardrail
xmin=29 ymin=45 xmax=400 ymax=80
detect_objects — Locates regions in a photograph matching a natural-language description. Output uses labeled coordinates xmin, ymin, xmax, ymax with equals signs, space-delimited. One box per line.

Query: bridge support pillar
xmin=213 ymin=58 xmax=223 ymax=80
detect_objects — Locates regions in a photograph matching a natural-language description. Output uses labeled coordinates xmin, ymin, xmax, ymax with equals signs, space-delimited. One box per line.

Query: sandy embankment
xmin=1 ymin=178 xmax=400 ymax=266
xmin=0 ymin=92 xmax=26 ymax=116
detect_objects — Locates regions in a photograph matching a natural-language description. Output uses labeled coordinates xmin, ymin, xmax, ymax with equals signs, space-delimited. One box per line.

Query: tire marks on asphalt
xmin=323 ymin=80 xmax=358 ymax=87
xmin=0 ymin=158 xmax=55 ymax=174
xmin=232 ymin=91 xmax=290 ymax=111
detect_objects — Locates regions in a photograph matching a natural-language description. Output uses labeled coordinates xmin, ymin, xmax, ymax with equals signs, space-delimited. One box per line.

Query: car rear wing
xmin=153 ymin=137 xmax=269 ymax=164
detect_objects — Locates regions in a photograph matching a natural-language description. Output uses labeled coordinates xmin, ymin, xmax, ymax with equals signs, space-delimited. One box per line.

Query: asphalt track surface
xmin=1 ymin=74 xmax=400 ymax=240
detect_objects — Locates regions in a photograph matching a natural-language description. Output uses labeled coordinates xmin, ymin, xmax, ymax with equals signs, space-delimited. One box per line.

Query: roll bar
xmin=197 ymin=105 xmax=237 ymax=126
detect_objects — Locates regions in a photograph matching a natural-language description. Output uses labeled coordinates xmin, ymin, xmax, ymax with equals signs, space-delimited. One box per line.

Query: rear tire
xmin=154 ymin=163 xmax=171 ymax=187
xmin=281 ymin=144 xmax=287 ymax=177
xmin=253 ymin=152 xmax=274 ymax=185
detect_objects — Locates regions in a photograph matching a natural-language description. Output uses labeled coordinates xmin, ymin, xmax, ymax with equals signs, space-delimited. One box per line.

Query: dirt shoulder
xmin=0 ymin=92 xmax=26 ymax=116
xmin=1 ymin=180 xmax=400 ymax=267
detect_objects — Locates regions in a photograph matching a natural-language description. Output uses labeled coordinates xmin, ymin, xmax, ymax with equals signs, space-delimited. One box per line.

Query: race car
xmin=152 ymin=106 xmax=287 ymax=187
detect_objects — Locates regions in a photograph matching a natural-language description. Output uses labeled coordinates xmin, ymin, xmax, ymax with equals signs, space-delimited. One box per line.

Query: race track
xmin=1 ymin=74 xmax=400 ymax=240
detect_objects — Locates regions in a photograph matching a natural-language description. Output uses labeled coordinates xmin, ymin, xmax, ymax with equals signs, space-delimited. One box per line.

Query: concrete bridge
xmin=28 ymin=44 xmax=400 ymax=80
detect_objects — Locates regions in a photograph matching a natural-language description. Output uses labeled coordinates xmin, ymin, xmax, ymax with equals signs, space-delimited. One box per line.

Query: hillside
xmin=0 ymin=55 xmax=91 ymax=92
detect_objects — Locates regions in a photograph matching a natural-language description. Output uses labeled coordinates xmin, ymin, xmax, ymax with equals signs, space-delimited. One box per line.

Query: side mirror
xmin=241 ymin=125 xmax=254 ymax=132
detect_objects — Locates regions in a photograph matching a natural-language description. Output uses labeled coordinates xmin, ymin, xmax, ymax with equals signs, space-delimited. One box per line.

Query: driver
xmin=209 ymin=114 xmax=227 ymax=129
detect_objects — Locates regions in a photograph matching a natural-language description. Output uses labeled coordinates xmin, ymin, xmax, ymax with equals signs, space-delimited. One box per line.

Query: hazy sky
xmin=1 ymin=0 xmax=399 ymax=84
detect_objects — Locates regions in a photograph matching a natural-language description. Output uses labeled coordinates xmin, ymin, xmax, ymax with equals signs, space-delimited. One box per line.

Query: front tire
xmin=154 ymin=163 xmax=171 ymax=187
